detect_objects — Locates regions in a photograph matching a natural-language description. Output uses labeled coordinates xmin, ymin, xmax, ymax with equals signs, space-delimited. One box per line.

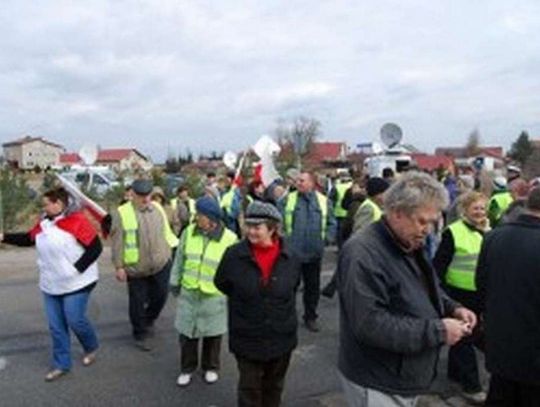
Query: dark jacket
xmin=337 ymin=220 xmax=458 ymax=395
xmin=214 ymin=238 xmax=301 ymax=361
xmin=476 ymin=214 xmax=540 ymax=383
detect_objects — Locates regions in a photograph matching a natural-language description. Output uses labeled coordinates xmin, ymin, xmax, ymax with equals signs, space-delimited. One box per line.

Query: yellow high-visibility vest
xmin=118 ymin=201 xmax=179 ymax=265
xmin=220 ymin=187 xmax=236 ymax=214
xmin=334 ymin=182 xmax=352 ymax=218
xmin=181 ymin=224 xmax=237 ymax=295
xmin=445 ymin=219 xmax=483 ymax=291
xmin=488 ymin=191 xmax=513 ymax=225
xmin=171 ymin=197 xmax=196 ymax=222
xmin=358 ymin=198 xmax=383 ymax=222
xmin=284 ymin=191 xmax=328 ymax=239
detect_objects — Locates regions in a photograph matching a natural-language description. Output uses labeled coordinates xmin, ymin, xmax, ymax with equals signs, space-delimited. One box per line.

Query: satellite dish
xmin=79 ymin=144 xmax=98 ymax=166
xmin=223 ymin=151 xmax=238 ymax=170
xmin=380 ymin=123 xmax=403 ymax=148
xmin=371 ymin=141 xmax=384 ymax=155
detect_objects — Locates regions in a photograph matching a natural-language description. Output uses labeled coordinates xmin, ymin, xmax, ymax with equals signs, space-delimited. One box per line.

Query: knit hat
xmin=195 ymin=196 xmax=223 ymax=223
xmin=132 ymin=179 xmax=153 ymax=196
xmin=366 ymin=177 xmax=389 ymax=197
xmin=245 ymin=201 xmax=283 ymax=225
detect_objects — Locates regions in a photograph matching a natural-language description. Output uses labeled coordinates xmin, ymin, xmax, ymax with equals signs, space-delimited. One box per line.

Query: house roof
xmin=59 ymin=153 xmax=81 ymax=165
xmin=434 ymin=146 xmax=503 ymax=159
xmin=411 ymin=154 xmax=454 ymax=171
xmin=59 ymin=148 xmax=148 ymax=165
xmin=305 ymin=142 xmax=348 ymax=163
xmin=2 ymin=135 xmax=64 ymax=149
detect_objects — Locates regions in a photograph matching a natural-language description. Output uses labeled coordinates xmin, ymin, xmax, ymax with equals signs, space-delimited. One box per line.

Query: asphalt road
xmin=0 ymin=246 xmax=486 ymax=407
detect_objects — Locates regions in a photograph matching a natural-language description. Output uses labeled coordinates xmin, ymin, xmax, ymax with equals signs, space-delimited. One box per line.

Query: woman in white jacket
xmin=1 ymin=187 xmax=102 ymax=381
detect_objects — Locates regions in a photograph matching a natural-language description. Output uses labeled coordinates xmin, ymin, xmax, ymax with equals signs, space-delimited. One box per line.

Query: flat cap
xmin=132 ymin=179 xmax=153 ymax=195
xmin=245 ymin=201 xmax=283 ymax=224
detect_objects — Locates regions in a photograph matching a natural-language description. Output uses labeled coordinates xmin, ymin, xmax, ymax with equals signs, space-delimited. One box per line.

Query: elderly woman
xmin=433 ymin=191 xmax=490 ymax=404
xmin=1 ymin=187 xmax=102 ymax=381
xmin=215 ymin=201 xmax=301 ymax=407
xmin=169 ymin=196 xmax=237 ymax=387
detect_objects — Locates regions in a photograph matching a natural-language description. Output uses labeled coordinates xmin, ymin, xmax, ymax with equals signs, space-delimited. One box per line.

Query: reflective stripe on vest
xmin=334 ymin=182 xmax=352 ymax=218
xmin=445 ymin=220 xmax=483 ymax=291
xmin=359 ymin=198 xmax=383 ymax=222
xmin=284 ymin=191 xmax=328 ymax=239
xmin=181 ymin=224 xmax=237 ymax=295
xmin=117 ymin=202 xmax=179 ymax=265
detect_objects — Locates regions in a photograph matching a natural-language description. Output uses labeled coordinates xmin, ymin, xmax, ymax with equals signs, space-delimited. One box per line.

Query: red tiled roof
xmin=96 ymin=149 xmax=134 ymax=162
xmin=59 ymin=153 xmax=81 ymax=165
xmin=411 ymin=154 xmax=454 ymax=171
xmin=58 ymin=148 xmax=147 ymax=164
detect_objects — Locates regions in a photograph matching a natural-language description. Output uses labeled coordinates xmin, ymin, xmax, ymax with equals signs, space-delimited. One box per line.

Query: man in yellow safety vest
xmin=110 ymin=179 xmax=178 ymax=351
xmin=282 ymin=171 xmax=336 ymax=332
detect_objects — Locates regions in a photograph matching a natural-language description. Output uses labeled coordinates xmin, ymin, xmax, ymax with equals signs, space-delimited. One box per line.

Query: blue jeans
xmin=43 ymin=286 xmax=99 ymax=370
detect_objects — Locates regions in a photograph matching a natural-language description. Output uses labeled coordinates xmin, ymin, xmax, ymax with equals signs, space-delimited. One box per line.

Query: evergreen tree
xmin=508 ymin=131 xmax=534 ymax=166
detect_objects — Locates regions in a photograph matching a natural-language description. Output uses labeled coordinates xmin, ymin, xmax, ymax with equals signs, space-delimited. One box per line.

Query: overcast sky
xmin=1 ymin=1 xmax=539 ymax=162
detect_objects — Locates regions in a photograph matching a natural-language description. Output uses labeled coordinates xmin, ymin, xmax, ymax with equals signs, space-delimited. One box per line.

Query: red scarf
xmin=250 ymin=239 xmax=281 ymax=285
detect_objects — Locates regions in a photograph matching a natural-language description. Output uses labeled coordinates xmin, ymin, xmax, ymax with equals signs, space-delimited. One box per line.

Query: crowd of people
xmin=1 ymin=162 xmax=539 ymax=407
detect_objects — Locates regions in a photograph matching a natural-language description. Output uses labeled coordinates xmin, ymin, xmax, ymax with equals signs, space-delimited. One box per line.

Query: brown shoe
xmin=45 ymin=369 xmax=68 ymax=382
xmin=82 ymin=351 xmax=97 ymax=367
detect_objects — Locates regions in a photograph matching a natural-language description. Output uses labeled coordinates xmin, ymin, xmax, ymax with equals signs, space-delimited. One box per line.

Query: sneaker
xmin=82 ymin=351 xmax=97 ymax=367
xmin=45 ymin=369 xmax=68 ymax=382
xmin=204 ymin=370 xmax=219 ymax=384
xmin=304 ymin=319 xmax=320 ymax=332
xmin=462 ymin=390 xmax=487 ymax=405
xmin=176 ymin=373 xmax=192 ymax=387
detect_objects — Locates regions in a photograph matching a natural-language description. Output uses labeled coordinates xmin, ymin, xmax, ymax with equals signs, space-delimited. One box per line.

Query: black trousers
xmin=236 ymin=352 xmax=292 ymax=407
xmin=486 ymin=375 xmax=540 ymax=407
xmin=336 ymin=217 xmax=346 ymax=250
xmin=179 ymin=334 xmax=222 ymax=373
xmin=301 ymin=259 xmax=322 ymax=321
xmin=445 ymin=286 xmax=483 ymax=392
xmin=127 ymin=261 xmax=171 ymax=339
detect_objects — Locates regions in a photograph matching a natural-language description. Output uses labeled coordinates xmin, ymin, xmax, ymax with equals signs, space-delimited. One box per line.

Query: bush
xmin=0 ymin=169 xmax=38 ymax=231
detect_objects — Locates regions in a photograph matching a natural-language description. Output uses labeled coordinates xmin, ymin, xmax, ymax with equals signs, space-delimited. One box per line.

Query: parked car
xmin=61 ymin=166 xmax=120 ymax=196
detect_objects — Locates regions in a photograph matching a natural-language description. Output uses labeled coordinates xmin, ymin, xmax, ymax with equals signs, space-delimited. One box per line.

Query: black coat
xmin=476 ymin=214 xmax=540 ymax=383
xmin=214 ymin=238 xmax=301 ymax=361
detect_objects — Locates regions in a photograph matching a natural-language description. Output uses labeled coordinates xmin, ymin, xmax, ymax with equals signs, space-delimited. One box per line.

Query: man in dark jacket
xmin=476 ymin=187 xmax=540 ymax=406
xmin=337 ymin=172 xmax=477 ymax=406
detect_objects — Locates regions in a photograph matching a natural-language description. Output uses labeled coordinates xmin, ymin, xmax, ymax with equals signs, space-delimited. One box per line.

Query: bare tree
xmin=275 ymin=116 xmax=321 ymax=168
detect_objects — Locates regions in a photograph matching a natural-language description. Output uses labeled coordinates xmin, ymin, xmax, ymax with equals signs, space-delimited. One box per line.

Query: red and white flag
xmin=56 ymin=174 xmax=109 ymax=236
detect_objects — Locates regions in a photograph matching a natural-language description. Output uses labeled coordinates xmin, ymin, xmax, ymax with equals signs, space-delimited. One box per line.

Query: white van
xmin=363 ymin=149 xmax=412 ymax=177
xmin=61 ymin=166 xmax=120 ymax=196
